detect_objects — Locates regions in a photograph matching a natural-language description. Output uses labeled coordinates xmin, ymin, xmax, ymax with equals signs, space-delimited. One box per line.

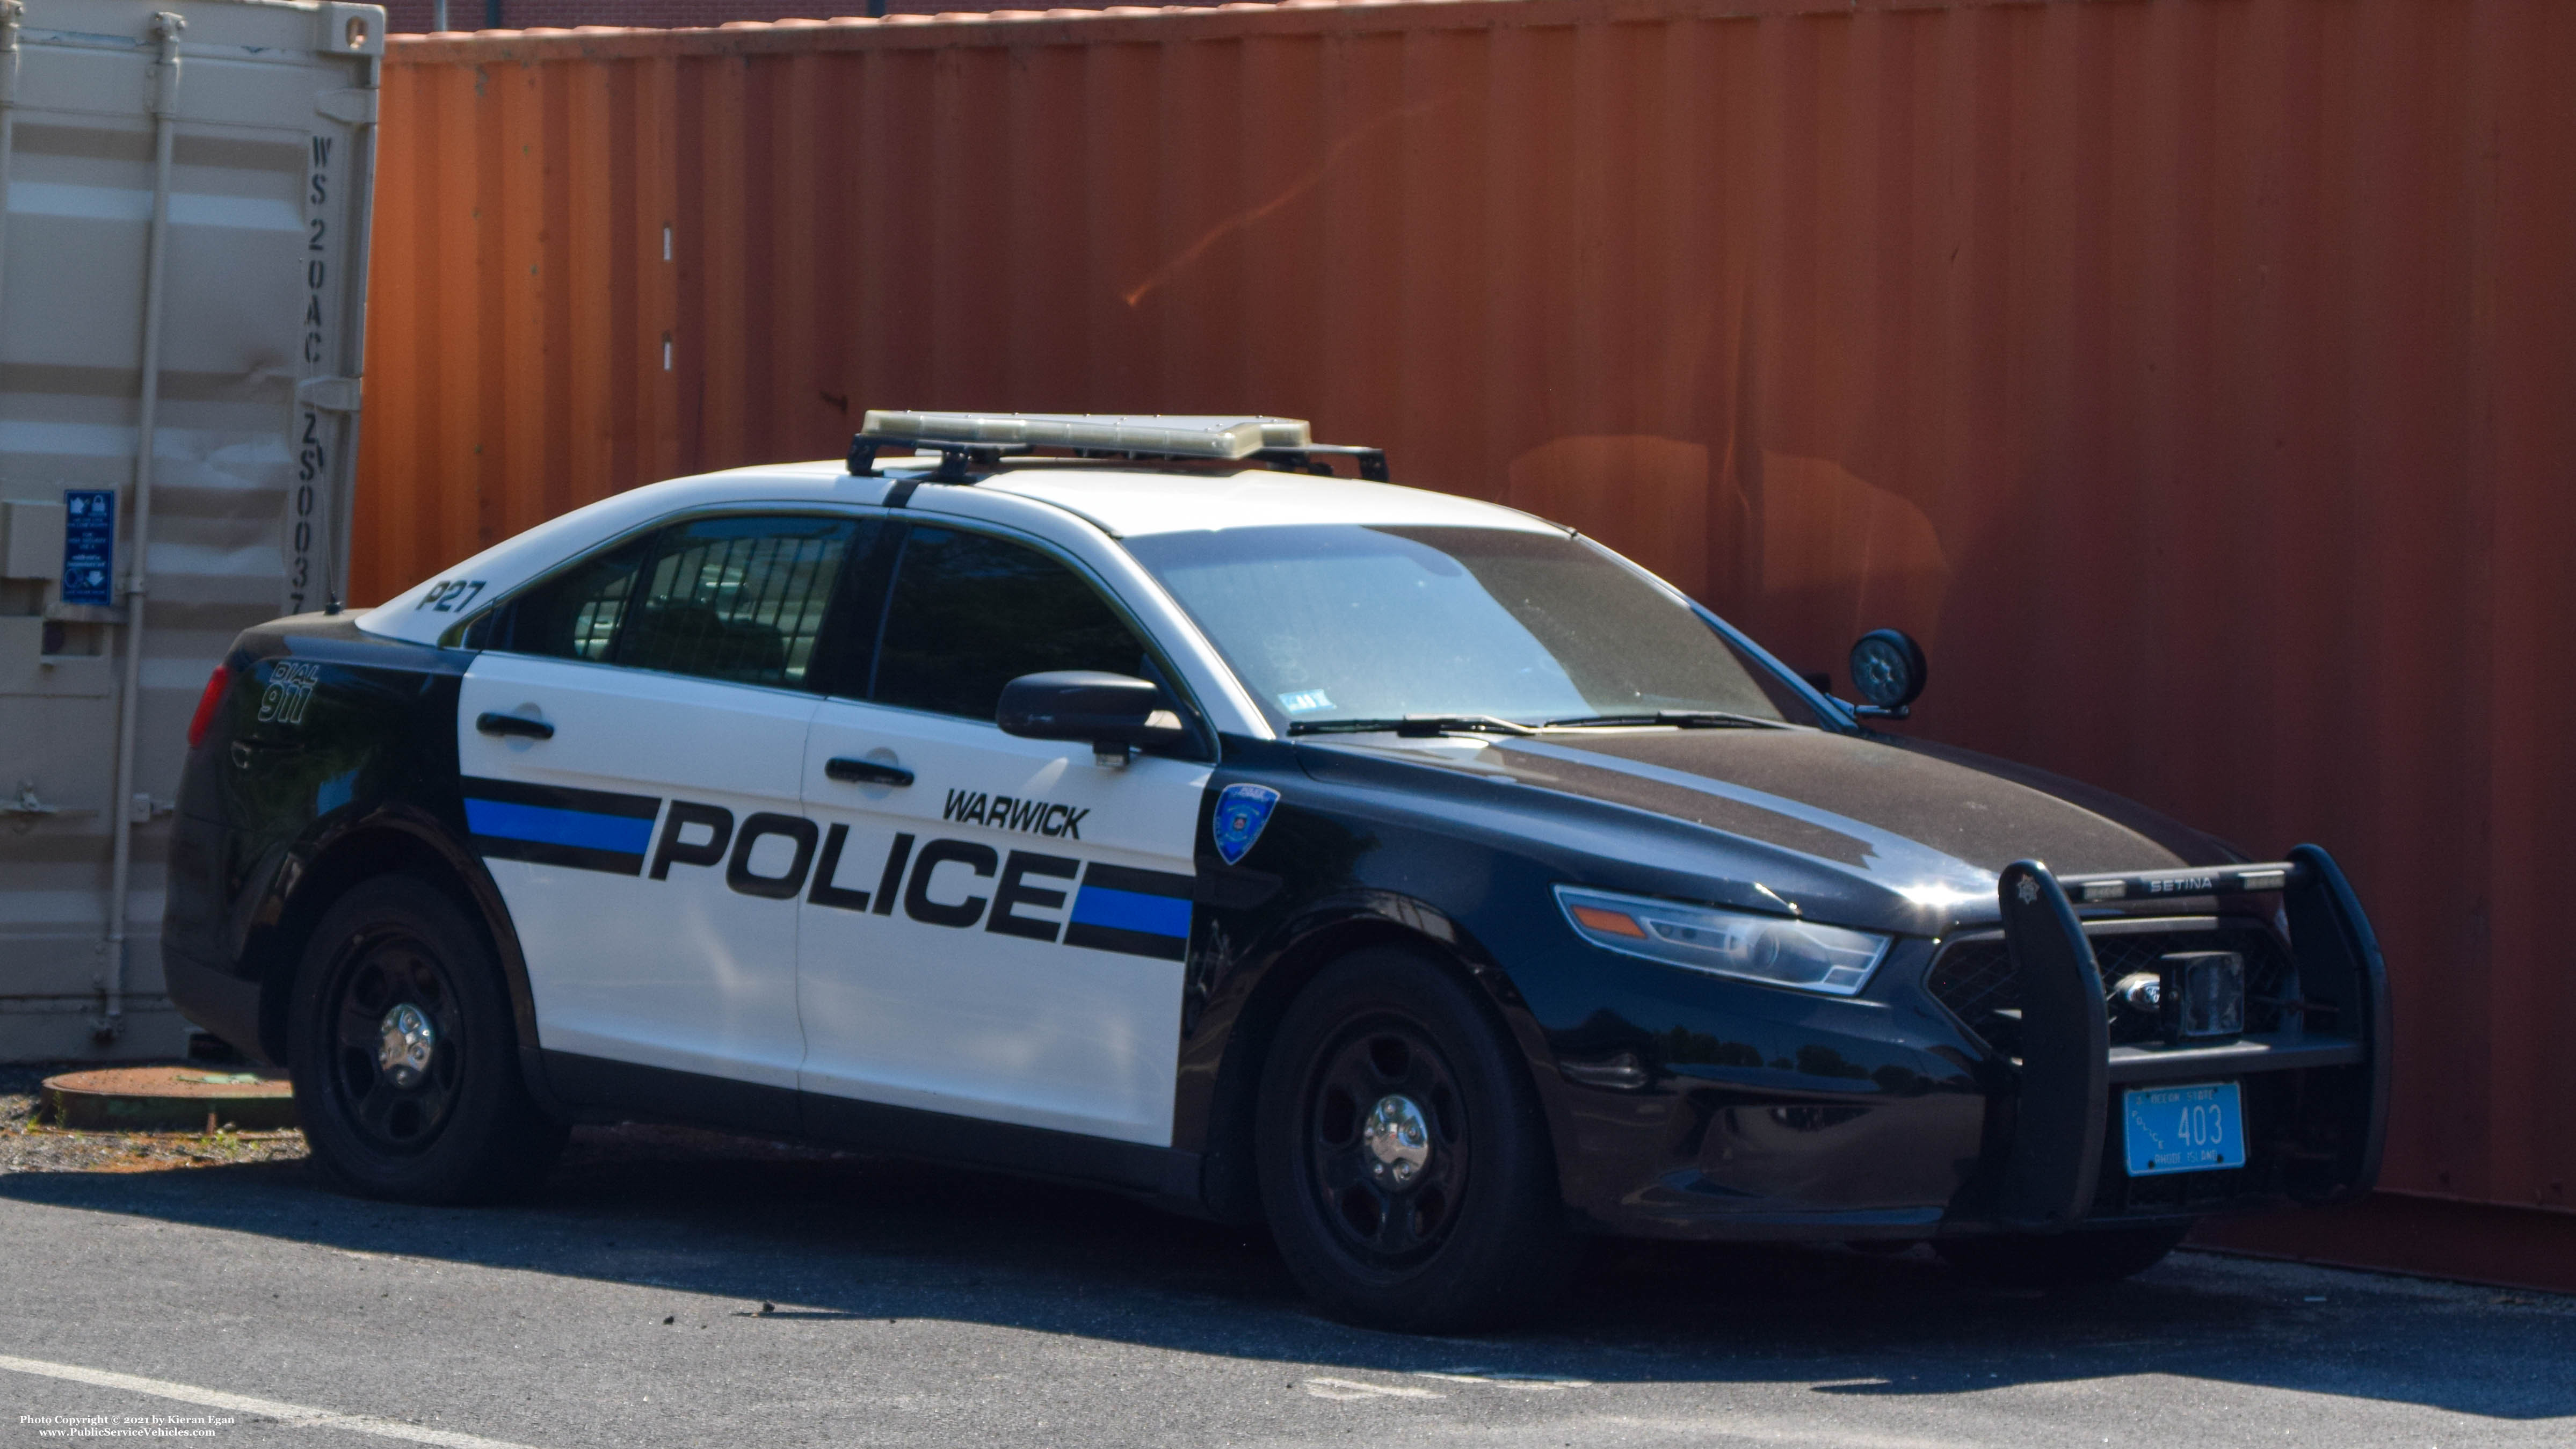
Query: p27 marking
xmin=416 ymin=579 xmax=488 ymax=613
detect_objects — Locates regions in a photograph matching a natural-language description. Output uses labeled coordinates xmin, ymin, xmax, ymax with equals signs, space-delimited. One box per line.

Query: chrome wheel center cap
xmin=378 ymin=1004 xmax=435 ymax=1089
xmin=1363 ymin=1094 xmax=1431 ymax=1187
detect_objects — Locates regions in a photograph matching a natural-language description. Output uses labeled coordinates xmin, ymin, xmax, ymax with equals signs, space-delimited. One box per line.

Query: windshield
xmin=1120 ymin=525 xmax=1818 ymax=729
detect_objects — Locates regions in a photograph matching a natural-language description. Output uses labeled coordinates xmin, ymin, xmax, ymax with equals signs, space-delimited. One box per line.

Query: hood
xmin=1300 ymin=725 xmax=2232 ymax=928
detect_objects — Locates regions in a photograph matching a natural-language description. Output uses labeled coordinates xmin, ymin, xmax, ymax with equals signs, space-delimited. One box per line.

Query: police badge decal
xmin=1210 ymin=784 xmax=1281 ymax=866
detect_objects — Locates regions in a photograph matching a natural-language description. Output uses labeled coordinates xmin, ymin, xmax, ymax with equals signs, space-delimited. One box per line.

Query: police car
xmin=164 ymin=412 xmax=2391 ymax=1330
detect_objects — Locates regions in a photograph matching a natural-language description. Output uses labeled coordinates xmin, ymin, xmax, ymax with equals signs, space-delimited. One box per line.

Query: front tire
xmin=1934 ymin=1222 xmax=2190 ymax=1288
xmin=1256 ymin=947 xmax=1574 ymax=1332
xmin=288 ymin=875 xmax=567 ymax=1204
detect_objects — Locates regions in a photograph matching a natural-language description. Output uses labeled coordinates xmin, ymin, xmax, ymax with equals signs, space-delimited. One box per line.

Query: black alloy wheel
xmin=324 ymin=924 xmax=467 ymax=1153
xmin=1256 ymin=947 xmax=1574 ymax=1332
xmin=289 ymin=875 xmax=567 ymax=1204
xmin=1302 ymin=1019 xmax=1471 ymax=1267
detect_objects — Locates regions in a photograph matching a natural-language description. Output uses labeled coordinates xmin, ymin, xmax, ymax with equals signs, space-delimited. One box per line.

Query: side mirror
xmin=1847 ymin=628 xmax=1927 ymax=718
xmin=997 ymin=671 xmax=1189 ymax=765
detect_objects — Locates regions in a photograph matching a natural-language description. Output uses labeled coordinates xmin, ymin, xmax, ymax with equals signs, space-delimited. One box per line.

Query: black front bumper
xmin=1550 ymin=845 xmax=2391 ymax=1242
xmin=1988 ymin=845 xmax=2392 ymax=1231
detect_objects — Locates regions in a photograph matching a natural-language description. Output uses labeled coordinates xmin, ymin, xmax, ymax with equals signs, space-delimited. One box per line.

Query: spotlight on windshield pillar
xmin=1848 ymin=629 xmax=1928 ymax=718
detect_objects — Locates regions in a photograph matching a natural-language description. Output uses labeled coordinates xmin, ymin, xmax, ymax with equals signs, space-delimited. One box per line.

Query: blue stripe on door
xmin=1069 ymin=885 xmax=1193 ymax=940
xmin=465 ymin=798 xmax=658 ymax=854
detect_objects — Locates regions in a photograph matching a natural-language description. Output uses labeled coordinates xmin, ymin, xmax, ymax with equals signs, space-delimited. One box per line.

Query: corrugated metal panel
xmin=0 ymin=0 xmax=381 ymax=1059
xmin=357 ymin=0 xmax=2576 ymax=1221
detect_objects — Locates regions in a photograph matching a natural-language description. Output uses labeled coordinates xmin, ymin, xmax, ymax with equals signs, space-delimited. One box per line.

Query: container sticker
xmin=61 ymin=490 xmax=114 ymax=606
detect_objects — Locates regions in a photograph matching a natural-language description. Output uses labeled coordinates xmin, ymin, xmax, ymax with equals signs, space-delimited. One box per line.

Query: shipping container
xmin=353 ymin=0 xmax=2576 ymax=1250
xmin=0 ymin=0 xmax=383 ymax=1059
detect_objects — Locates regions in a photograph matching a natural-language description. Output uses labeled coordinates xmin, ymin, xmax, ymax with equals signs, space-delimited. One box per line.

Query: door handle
xmin=476 ymin=712 xmax=555 ymax=741
xmin=825 ymin=756 xmax=913 ymax=787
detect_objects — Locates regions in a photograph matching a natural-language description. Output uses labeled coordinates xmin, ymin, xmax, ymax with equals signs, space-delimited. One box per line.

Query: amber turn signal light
xmin=1567 ymin=903 xmax=1648 ymax=938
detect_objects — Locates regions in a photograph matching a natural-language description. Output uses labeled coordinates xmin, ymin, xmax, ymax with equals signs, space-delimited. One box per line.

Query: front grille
xmin=1924 ymin=922 xmax=2296 ymax=1050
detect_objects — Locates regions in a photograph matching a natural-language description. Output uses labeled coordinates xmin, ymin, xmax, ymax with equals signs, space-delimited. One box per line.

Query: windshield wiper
xmin=1539 ymin=710 xmax=1783 ymax=730
xmin=1290 ymin=710 xmax=1783 ymax=738
xmin=1287 ymin=715 xmax=1540 ymax=738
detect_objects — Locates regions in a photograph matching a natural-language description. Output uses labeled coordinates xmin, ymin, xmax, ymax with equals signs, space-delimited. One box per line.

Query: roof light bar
xmin=862 ymin=411 xmax=1311 ymax=460
xmin=847 ymin=411 xmax=1390 ymax=487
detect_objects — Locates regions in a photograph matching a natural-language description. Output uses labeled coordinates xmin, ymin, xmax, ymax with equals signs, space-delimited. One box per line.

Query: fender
xmin=1175 ymin=885 xmax=1571 ymax=1226
xmin=248 ymin=800 xmax=573 ymax=1124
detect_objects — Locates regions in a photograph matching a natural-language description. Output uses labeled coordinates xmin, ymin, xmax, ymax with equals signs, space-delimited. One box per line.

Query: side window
xmin=870 ymin=526 xmax=1152 ymax=721
xmin=618 ymin=515 xmax=862 ymax=687
xmin=472 ymin=533 xmax=652 ymax=663
xmin=474 ymin=514 xmax=867 ymax=690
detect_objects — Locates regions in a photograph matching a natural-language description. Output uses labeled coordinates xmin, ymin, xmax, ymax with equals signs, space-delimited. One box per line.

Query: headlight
xmin=1552 ymin=885 xmax=1890 ymax=996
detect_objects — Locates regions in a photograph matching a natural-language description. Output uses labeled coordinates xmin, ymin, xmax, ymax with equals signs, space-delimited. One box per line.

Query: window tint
xmin=616 ymin=515 xmax=860 ymax=687
xmin=870 ymin=526 xmax=1151 ymax=721
xmin=475 ymin=533 xmax=652 ymax=663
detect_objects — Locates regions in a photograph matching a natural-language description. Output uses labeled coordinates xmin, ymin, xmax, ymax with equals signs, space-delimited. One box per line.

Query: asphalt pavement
xmin=1 ymin=1121 xmax=2568 ymax=1448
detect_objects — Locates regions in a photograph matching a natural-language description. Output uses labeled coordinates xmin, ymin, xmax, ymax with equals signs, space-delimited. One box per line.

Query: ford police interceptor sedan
xmin=164 ymin=412 xmax=2390 ymax=1330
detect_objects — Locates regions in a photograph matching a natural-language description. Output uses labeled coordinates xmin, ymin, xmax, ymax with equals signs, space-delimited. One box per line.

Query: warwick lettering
xmin=944 ymin=788 xmax=1088 ymax=841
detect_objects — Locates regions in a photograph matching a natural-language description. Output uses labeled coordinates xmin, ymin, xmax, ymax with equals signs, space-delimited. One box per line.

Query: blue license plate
xmin=2122 ymin=1082 xmax=2245 ymax=1176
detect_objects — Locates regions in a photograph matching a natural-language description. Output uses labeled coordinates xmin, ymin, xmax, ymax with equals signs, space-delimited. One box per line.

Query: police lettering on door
xmin=459 ymin=777 xmax=1192 ymax=963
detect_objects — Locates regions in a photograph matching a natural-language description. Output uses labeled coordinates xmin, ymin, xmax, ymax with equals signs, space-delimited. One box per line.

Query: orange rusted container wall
xmin=357 ymin=0 xmax=2576 ymax=1227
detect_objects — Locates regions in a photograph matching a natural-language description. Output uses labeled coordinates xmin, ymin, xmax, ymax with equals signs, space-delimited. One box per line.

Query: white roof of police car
xmin=973 ymin=464 xmax=1549 ymax=538
xmin=361 ymin=457 xmax=1559 ymax=644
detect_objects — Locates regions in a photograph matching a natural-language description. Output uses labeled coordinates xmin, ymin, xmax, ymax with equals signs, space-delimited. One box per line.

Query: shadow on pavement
xmin=3 ymin=1121 xmax=2568 ymax=1422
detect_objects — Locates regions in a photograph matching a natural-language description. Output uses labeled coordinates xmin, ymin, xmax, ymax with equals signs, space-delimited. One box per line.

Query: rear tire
xmin=1256 ymin=947 xmax=1574 ymax=1332
xmin=288 ymin=875 xmax=567 ymax=1204
xmin=1934 ymin=1223 xmax=2190 ymax=1288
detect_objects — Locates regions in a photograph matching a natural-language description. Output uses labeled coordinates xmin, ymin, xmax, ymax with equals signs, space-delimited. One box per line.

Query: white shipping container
xmin=0 ymin=0 xmax=380 ymax=1059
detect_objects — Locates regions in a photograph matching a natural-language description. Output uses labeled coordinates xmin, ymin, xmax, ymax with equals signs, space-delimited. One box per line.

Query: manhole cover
xmin=41 ymin=1066 xmax=299 ymax=1133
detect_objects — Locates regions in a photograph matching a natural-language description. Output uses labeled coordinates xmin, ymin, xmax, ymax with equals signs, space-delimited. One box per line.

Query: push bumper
xmin=1992 ymin=845 xmax=2392 ymax=1230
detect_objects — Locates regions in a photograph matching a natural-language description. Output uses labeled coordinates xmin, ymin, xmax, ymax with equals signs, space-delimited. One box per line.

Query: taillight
xmin=187 ymin=664 xmax=232 ymax=749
